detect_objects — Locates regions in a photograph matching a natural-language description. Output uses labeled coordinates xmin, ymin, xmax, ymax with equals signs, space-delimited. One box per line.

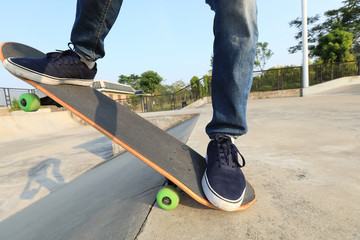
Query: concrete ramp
xmin=302 ymin=76 xmax=360 ymax=96
xmin=0 ymin=110 xmax=83 ymax=143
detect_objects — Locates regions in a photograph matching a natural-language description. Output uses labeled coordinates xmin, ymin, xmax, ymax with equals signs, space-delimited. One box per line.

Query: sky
xmin=0 ymin=0 xmax=344 ymax=89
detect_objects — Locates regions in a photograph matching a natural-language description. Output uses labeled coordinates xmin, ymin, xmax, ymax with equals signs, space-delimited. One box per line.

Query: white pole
xmin=302 ymin=0 xmax=309 ymax=89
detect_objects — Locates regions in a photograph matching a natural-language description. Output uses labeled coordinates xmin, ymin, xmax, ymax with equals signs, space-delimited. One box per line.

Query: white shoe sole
xmin=202 ymin=172 xmax=245 ymax=211
xmin=202 ymin=154 xmax=245 ymax=211
xmin=4 ymin=58 xmax=93 ymax=87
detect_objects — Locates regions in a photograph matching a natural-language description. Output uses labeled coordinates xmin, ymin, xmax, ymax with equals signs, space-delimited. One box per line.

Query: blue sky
xmin=0 ymin=0 xmax=343 ymax=88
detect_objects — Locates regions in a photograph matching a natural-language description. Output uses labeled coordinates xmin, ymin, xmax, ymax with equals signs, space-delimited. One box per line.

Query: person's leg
xmin=3 ymin=0 xmax=124 ymax=86
xmin=202 ymin=0 xmax=258 ymax=211
xmin=71 ymin=0 xmax=124 ymax=62
xmin=205 ymin=0 xmax=258 ymax=137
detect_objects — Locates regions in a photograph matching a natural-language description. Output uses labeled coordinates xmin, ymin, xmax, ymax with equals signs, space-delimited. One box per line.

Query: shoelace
xmin=214 ymin=134 xmax=246 ymax=169
xmin=46 ymin=43 xmax=78 ymax=63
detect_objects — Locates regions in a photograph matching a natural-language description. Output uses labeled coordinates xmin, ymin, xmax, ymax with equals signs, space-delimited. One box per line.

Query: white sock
xmin=80 ymin=57 xmax=96 ymax=69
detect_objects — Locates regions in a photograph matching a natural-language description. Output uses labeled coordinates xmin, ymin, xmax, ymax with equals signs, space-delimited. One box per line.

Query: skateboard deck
xmin=0 ymin=42 xmax=255 ymax=211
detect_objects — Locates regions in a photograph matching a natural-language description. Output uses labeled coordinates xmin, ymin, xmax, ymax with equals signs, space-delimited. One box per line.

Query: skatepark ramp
xmin=0 ymin=108 xmax=198 ymax=143
xmin=0 ymin=110 xmax=83 ymax=143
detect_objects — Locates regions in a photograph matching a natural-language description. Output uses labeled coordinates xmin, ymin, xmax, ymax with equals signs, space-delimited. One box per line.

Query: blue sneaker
xmin=202 ymin=134 xmax=246 ymax=211
xmin=3 ymin=46 xmax=96 ymax=86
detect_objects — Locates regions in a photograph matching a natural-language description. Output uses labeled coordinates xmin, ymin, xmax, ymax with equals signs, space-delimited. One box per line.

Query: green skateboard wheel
xmin=19 ymin=93 xmax=40 ymax=112
xmin=156 ymin=186 xmax=180 ymax=210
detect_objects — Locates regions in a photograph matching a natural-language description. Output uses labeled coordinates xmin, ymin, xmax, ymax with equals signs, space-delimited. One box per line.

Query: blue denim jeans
xmin=71 ymin=0 xmax=258 ymax=137
xmin=205 ymin=0 xmax=258 ymax=137
xmin=71 ymin=0 xmax=123 ymax=61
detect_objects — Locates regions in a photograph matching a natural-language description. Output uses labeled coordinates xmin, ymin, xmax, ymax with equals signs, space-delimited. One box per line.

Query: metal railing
xmin=115 ymin=77 xmax=211 ymax=112
xmin=2 ymin=60 xmax=359 ymax=111
xmin=252 ymin=60 xmax=360 ymax=92
xmin=0 ymin=88 xmax=37 ymax=108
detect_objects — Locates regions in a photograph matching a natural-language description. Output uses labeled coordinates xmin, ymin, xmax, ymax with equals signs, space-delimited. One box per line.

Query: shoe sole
xmin=202 ymin=173 xmax=245 ymax=211
xmin=202 ymin=155 xmax=245 ymax=211
xmin=4 ymin=58 xmax=93 ymax=87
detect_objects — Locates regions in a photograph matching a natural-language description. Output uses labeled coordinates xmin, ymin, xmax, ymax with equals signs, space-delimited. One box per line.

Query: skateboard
xmin=0 ymin=42 xmax=256 ymax=211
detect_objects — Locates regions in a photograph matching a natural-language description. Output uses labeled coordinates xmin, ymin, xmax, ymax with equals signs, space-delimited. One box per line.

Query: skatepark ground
xmin=0 ymin=79 xmax=359 ymax=239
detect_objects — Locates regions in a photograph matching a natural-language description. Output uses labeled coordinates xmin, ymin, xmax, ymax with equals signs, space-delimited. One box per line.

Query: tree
xmin=289 ymin=0 xmax=360 ymax=58
xmin=170 ymin=80 xmax=187 ymax=93
xmin=254 ymin=42 xmax=274 ymax=72
xmin=190 ymin=76 xmax=205 ymax=99
xmin=129 ymin=95 xmax=140 ymax=112
xmin=190 ymin=76 xmax=200 ymax=99
xmin=288 ymin=15 xmax=321 ymax=56
xmin=313 ymin=29 xmax=354 ymax=63
xmin=203 ymin=74 xmax=212 ymax=96
xmin=139 ymin=71 xmax=163 ymax=94
xmin=323 ymin=0 xmax=360 ymax=57
xmin=118 ymin=74 xmax=141 ymax=90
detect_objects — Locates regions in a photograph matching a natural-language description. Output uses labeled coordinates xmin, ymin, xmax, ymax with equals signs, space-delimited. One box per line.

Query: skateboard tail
xmin=0 ymin=42 xmax=7 ymax=61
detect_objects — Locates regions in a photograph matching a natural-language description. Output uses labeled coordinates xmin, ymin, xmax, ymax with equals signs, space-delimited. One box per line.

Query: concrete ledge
xmin=249 ymin=89 xmax=300 ymax=100
xmin=0 ymin=107 xmax=10 ymax=116
xmin=0 ymin=111 xmax=83 ymax=143
xmin=302 ymin=76 xmax=360 ymax=96
xmin=182 ymin=96 xmax=212 ymax=109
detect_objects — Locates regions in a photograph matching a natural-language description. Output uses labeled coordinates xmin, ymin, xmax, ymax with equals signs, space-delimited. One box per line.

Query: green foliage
xmin=10 ymin=98 xmax=21 ymax=111
xmin=255 ymin=42 xmax=274 ymax=71
xmin=118 ymin=74 xmax=141 ymax=90
xmin=190 ymin=76 xmax=206 ymax=99
xmin=129 ymin=95 xmax=140 ymax=112
xmin=169 ymin=80 xmax=187 ymax=93
xmin=288 ymin=15 xmax=321 ymax=55
xmin=251 ymin=65 xmax=302 ymax=92
xmin=203 ymin=75 xmax=212 ymax=96
xmin=313 ymin=29 xmax=355 ymax=63
xmin=190 ymin=76 xmax=200 ymax=99
xmin=289 ymin=0 xmax=360 ymax=58
xmin=139 ymin=71 xmax=163 ymax=94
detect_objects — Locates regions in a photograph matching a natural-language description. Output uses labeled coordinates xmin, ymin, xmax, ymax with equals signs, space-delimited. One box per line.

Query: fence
xmin=117 ymin=78 xmax=211 ymax=112
xmin=1 ymin=88 xmax=36 ymax=108
xmin=0 ymin=88 xmax=48 ymax=110
xmin=1 ymin=60 xmax=359 ymax=111
xmin=252 ymin=60 xmax=360 ymax=92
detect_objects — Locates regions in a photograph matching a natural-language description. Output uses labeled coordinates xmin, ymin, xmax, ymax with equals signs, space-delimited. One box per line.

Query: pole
xmin=301 ymin=0 xmax=309 ymax=89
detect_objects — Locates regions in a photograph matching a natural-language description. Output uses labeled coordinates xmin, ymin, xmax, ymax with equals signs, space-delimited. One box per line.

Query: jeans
xmin=205 ymin=0 xmax=258 ymax=137
xmin=71 ymin=0 xmax=123 ymax=61
xmin=71 ymin=0 xmax=258 ymax=137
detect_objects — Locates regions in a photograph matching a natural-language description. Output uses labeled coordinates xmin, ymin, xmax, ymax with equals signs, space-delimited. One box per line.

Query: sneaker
xmin=202 ymin=134 xmax=246 ymax=211
xmin=3 ymin=45 xmax=97 ymax=86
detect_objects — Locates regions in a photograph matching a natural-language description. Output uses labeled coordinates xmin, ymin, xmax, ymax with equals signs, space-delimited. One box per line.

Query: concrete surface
xmin=249 ymin=89 xmax=300 ymax=100
xmin=0 ymin=120 xmax=112 ymax=222
xmin=302 ymin=76 xmax=360 ymax=96
xmin=0 ymin=84 xmax=359 ymax=240
xmin=0 ymin=115 xmax=199 ymax=240
xmin=137 ymin=94 xmax=360 ymax=239
xmin=0 ymin=108 xmax=200 ymax=222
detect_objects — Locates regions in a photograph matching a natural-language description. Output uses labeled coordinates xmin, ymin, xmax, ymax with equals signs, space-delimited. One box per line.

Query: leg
xmin=71 ymin=0 xmax=124 ymax=61
xmin=202 ymin=0 xmax=258 ymax=211
xmin=205 ymin=0 xmax=258 ymax=137
xmin=4 ymin=0 xmax=124 ymax=86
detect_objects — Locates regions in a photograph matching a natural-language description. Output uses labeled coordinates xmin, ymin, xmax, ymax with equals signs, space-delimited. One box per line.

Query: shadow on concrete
xmin=20 ymin=158 xmax=65 ymax=200
xmin=0 ymin=115 xmax=200 ymax=240
xmin=73 ymin=136 xmax=113 ymax=160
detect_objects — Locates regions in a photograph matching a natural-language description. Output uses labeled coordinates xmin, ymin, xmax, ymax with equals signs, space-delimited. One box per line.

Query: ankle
xmin=73 ymin=51 xmax=96 ymax=69
xmin=79 ymin=57 xmax=96 ymax=69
